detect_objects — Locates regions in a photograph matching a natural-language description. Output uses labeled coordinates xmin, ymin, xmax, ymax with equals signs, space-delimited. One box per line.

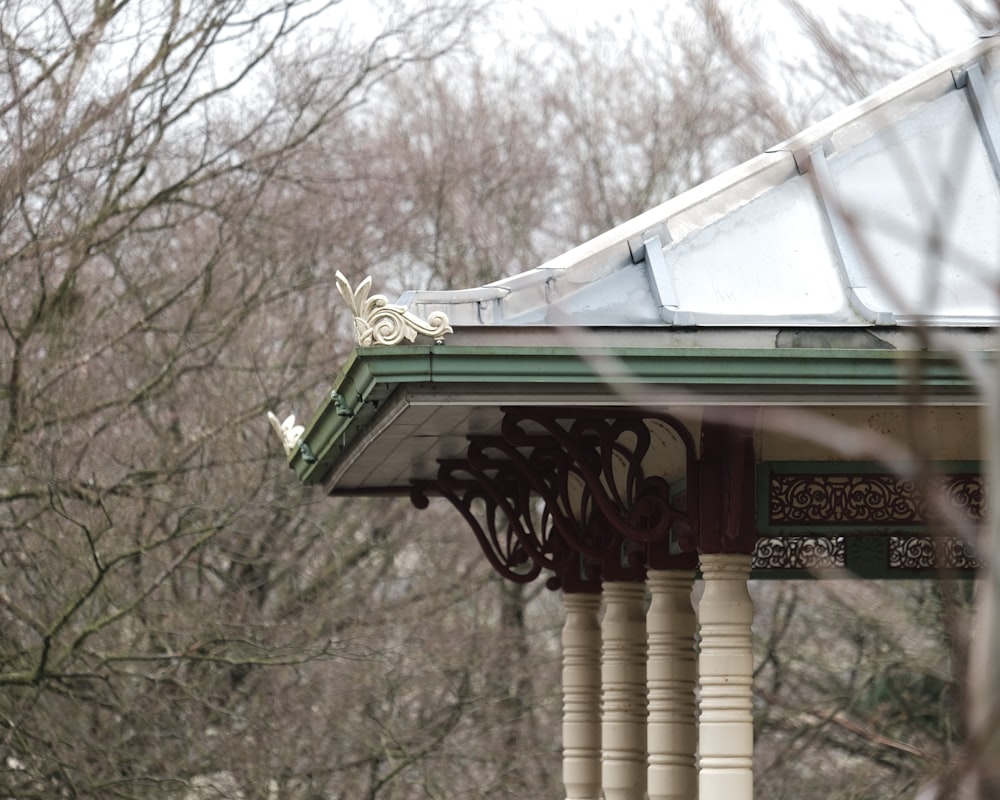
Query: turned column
xmin=562 ymin=590 xmax=602 ymax=800
xmin=601 ymin=581 xmax=647 ymax=800
xmin=698 ymin=553 xmax=753 ymax=800
xmin=646 ymin=569 xmax=698 ymax=800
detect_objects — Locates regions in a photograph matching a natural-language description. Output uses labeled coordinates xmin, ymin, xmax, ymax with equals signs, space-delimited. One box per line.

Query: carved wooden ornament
xmin=267 ymin=411 xmax=304 ymax=458
xmin=336 ymin=271 xmax=452 ymax=346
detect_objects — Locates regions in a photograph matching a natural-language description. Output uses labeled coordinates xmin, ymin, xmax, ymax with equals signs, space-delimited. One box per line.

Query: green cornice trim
xmin=367 ymin=344 xmax=977 ymax=384
xmin=292 ymin=344 xmax=983 ymax=485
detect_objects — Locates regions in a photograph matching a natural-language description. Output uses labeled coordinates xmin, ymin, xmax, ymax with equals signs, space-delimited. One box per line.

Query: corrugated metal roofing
xmin=396 ymin=36 xmax=1000 ymax=329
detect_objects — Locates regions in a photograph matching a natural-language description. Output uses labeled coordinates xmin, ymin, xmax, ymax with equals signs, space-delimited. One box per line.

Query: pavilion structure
xmin=273 ymin=37 xmax=1000 ymax=800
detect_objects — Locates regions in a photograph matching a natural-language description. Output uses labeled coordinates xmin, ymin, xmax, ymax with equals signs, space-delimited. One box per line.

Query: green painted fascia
xmin=418 ymin=345 xmax=977 ymax=387
xmin=291 ymin=344 xmax=985 ymax=485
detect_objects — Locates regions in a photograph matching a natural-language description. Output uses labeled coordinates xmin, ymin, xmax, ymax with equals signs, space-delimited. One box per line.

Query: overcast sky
xmin=508 ymin=0 xmax=983 ymax=52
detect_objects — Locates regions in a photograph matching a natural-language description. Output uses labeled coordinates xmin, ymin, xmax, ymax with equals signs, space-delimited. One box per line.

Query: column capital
xmin=699 ymin=552 xmax=753 ymax=574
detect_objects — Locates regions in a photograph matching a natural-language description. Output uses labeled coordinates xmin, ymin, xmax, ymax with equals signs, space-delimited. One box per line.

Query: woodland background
xmin=0 ymin=1 xmax=996 ymax=798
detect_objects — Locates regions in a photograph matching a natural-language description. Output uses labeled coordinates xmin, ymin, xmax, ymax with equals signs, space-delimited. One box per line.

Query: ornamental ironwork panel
xmin=758 ymin=463 xmax=982 ymax=578
xmin=888 ymin=536 xmax=981 ymax=571
xmin=497 ymin=409 xmax=698 ymax=547
xmin=767 ymin=472 xmax=983 ymax=528
xmin=413 ymin=408 xmax=699 ymax=588
xmin=412 ymin=457 xmax=573 ymax=589
xmin=753 ymin=536 xmax=846 ymax=571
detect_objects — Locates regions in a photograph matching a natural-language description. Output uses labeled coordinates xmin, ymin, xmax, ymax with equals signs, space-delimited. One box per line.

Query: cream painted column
xmin=647 ymin=569 xmax=697 ymax=800
xmin=562 ymin=591 xmax=602 ymax=800
xmin=601 ymin=581 xmax=647 ymax=800
xmin=698 ymin=553 xmax=753 ymax=800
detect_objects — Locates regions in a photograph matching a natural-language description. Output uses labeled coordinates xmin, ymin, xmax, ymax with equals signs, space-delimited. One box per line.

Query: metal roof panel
xmin=398 ymin=36 xmax=1000 ymax=330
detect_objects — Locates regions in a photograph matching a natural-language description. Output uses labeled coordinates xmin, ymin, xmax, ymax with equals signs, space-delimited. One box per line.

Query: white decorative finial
xmin=267 ymin=411 xmax=305 ymax=458
xmin=335 ymin=271 xmax=452 ymax=346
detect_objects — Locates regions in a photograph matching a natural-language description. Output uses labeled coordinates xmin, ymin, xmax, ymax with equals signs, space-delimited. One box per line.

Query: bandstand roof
xmin=285 ymin=36 xmax=1000 ymax=497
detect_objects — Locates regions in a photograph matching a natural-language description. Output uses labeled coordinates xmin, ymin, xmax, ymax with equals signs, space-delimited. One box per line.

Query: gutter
xmin=291 ymin=343 xmax=985 ymax=487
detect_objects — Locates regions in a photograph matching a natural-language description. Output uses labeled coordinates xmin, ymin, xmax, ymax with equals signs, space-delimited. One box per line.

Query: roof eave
xmin=292 ymin=341 xmax=987 ymax=488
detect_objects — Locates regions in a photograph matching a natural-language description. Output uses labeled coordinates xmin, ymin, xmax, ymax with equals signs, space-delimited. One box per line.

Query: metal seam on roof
xmin=959 ymin=61 xmax=1000 ymax=179
xmin=801 ymin=146 xmax=896 ymax=326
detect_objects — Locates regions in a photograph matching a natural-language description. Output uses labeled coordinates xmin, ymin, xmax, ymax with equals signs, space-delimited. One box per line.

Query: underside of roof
xmin=293 ymin=341 xmax=985 ymax=491
xmin=288 ymin=37 xmax=1000 ymax=494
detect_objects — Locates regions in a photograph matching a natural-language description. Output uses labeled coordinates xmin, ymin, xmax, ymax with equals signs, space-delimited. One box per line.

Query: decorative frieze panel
xmin=758 ymin=463 xmax=982 ymax=577
xmin=888 ymin=536 xmax=981 ymax=571
xmin=768 ymin=471 xmax=983 ymax=527
xmin=751 ymin=532 xmax=976 ymax=576
xmin=752 ymin=536 xmax=846 ymax=571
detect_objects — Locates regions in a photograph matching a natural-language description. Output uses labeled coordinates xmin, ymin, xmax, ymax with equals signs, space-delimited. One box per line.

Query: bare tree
xmin=0 ymin=2 xmax=510 ymax=797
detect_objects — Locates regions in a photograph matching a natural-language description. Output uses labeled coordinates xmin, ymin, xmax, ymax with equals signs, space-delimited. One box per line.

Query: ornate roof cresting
xmin=268 ymin=411 xmax=304 ymax=458
xmin=336 ymin=270 xmax=452 ymax=346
